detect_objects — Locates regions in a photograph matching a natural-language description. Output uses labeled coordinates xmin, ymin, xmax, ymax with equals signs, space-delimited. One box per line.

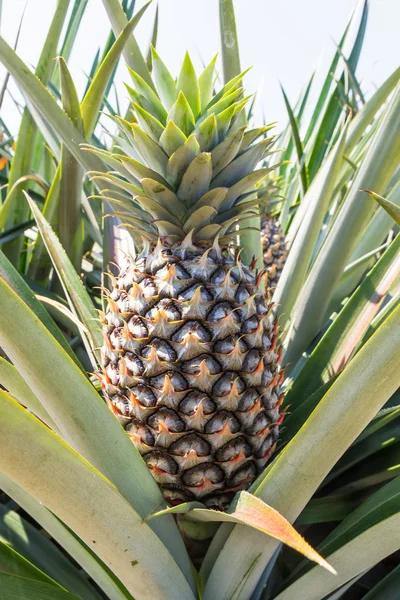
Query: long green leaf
xmin=274 ymin=513 xmax=400 ymax=600
xmin=307 ymin=1 xmax=369 ymax=180
xmin=278 ymin=476 xmax=400 ymax=598
xmin=0 ymin=393 xmax=195 ymax=600
xmin=0 ymin=357 xmax=58 ymax=433
xmin=219 ymin=0 xmax=241 ymax=84
xmin=287 ymin=66 xmax=400 ymax=246
xmin=81 ymin=4 xmax=151 ymax=138
xmin=362 ymin=564 xmax=400 ymax=599
xmin=0 ymin=507 xmax=102 ymax=600
xmin=363 ymin=189 xmax=400 ymax=226
xmin=0 ymin=541 xmax=60 ymax=586
xmin=27 ymin=194 xmax=102 ymax=364
xmin=274 ymin=122 xmax=347 ymax=325
xmin=0 ymin=36 xmax=106 ymax=175
xmin=101 ymin=0 xmax=154 ymax=90
xmin=328 ymin=442 xmax=400 ymax=494
xmin=285 ymin=234 xmax=400 ymax=410
xmin=0 ymin=392 xmax=193 ymax=600
xmin=0 ymin=574 xmax=79 ymax=600
xmin=303 ymin=1 xmax=355 ymax=146
xmin=54 ymin=0 xmax=89 ymax=86
xmin=345 ymin=65 xmax=400 ymax=156
xmin=202 ymin=305 xmax=400 ymax=599
xmin=0 ymin=0 xmax=72 ymax=266
xmin=285 ymin=83 xmax=400 ymax=367
xmin=0 ymin=249 xmax=82 ymax=369
xmin=58 ymin=58 xmax=84 ymax=272
xmin=281 ymin=85 xmax=309 ymax=195
xmin=0 ymin=279 xmax=194 ymax=586
xmin=0 ymin=474 xmax=132 ymax=600
xmin=323 ymin=419 xmax=400 ymax=486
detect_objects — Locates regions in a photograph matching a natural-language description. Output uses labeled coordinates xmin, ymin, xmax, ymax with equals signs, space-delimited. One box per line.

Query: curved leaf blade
xmin=0 ymin=357 xmax=59 ymax=433
xmin=0 ymin=474 xmax=132 ymax=600
xmin=362 ymin=189 xmax=400 ymax=226
xmin=26 ymin=193 xmax=102 ymax=363
xmin=0 ymin=574 xmax=79 ymax=600
xmin=0 ymin=249 xmax=83 ymax=370
xmin=82 ymin=4 xmax=151 ymax=137
xmin=0 ymin=393 xmax=195 ymax=600
xmin=0 ymin=278 xmax=193 ymax=585
xmin=285 ymin=83 xmax=400 ymax=367
xmin=274 ymin=513 xmax=400 ymax=600
xmin=0 ymin=541 xmax=61 ymax=588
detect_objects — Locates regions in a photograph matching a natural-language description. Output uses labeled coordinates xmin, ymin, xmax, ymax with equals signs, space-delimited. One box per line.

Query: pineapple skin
xmin=261 ymin=217 xmax=288 ymax=287
xmin=100 ymin=240 xmax=284 ymax=508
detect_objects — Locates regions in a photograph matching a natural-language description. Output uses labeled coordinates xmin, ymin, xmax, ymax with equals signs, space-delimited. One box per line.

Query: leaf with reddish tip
xmin=362 ymin=189 xmax=400 ymax=226
xmin=188 ymin=491 xmax=336 ymax=575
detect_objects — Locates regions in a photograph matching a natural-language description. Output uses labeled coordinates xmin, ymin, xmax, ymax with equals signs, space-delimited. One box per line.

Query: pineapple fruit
xmin=261 ymin=216 xmax=288 ymax=287
xmin=90 ymin=51 xmax=284 ymax=509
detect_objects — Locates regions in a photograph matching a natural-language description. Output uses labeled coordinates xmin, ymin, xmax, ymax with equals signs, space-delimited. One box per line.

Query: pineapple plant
xmin=89 ymin=51 xmax=284 ymax=509
xmin=0 ymin=1 xmax=399 ymax=599
xmin=261 ymin=216 xmax=288 ymax=287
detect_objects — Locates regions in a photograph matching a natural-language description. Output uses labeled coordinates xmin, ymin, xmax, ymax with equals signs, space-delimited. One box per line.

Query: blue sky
xmin=1 ymin=0 xmax=399 ymax=132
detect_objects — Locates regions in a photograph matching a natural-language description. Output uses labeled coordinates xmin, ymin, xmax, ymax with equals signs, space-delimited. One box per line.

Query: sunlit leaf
xmin=362 ymin=189 xmax=400 ymax=225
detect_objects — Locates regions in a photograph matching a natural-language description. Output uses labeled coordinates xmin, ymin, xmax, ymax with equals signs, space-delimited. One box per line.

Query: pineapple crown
xmin=84 ymin=50 xmax=276 ymax=246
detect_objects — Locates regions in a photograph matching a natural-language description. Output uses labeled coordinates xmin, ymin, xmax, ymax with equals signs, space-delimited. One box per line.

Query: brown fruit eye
xmin=147 ymin=408 xmax=185 ymax=433
xmin=179 ymin=392 xmax=215 ymax=416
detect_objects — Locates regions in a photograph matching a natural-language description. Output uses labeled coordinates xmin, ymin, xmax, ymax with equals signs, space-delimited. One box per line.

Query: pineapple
xmin=261 ymin=216 xmax=288 ymax=287
xmin=91 ymin=51 xmax=284 ymax=509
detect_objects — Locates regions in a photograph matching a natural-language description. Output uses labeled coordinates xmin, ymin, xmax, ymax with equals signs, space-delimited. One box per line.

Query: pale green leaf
xmin=177 ymin=52 xmax=200 ymax=117
xmin=285 ymin=84 xmax=400 ymax=368
xmin=0 ymin=249 xmax=82 ymax=369
xmin=26 ymin=195 xmax=102 ymax=364
xmin=0 ymin=279 xmax=193 ymax=583
xmin=82 ymin=5 xmax=151 ymax=137
xmin=0 ymin=394 xmax=196 ymax=599
xmin=0 ymin=357 xmax=58 ymax=433
xmin=198 ymin=54 xmax=217 ymax=111
xmin=0 ymin=474 xmax=132 ymax=600
xmin=101 ymin=0 xmax=154 ymax=90
xmin=362 ymin=189 xmax=400 ymax=226
xmin=274 ymin=122 xmax=347 ymax=327
xmin=151 ymin=45 xmax=176 ymax=110
xmin=219 ymin=0 xmax=241 ymax=84
xmin=285 ymin=234 xmax=400 ymax=411
xmin=168 ymin=91 xmax=195 ymax=136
